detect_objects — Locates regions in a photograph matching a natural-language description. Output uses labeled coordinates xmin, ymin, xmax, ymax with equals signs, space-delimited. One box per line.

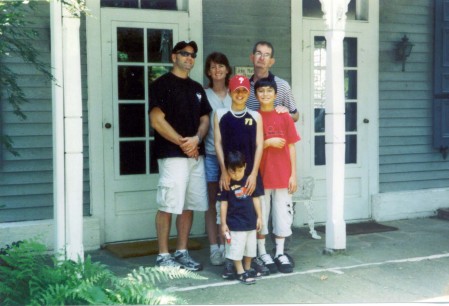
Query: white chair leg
xmin=304 ymin=200 xmax=321 ymax=240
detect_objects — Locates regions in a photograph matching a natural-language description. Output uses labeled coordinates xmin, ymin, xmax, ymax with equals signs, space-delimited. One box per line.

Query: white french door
xmin=100 ymin=8 xmax=204 ymax=242
xmin=296 ymin=19 xmax=378 ymax=224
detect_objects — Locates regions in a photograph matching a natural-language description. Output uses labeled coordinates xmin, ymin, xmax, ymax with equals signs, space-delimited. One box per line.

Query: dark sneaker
xmin=274 ymin=254 xmax=293 ymax=273
xmin=222 ymin=258 xmax=236 ymax=280
xmin=251 ymin=257 xmax=270 ymax=276
xmin=174 ymin=250 xmax=203 ymax=271
xmin=156 ymin=254 xmax=182 ymax=268
xmin=259 ymin=253 xmax=277 ymax=274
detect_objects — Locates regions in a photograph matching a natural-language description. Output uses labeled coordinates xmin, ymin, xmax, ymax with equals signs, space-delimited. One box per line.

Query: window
xmin=313 ymin=36 xmax=358 ymax=165
xmin=303 ymin=0 xmax=368 ymax=21
xmin=101 ymin=0 xmax=178 ymax=10
xmin=433 ymin=0 xmax=449 ymax=157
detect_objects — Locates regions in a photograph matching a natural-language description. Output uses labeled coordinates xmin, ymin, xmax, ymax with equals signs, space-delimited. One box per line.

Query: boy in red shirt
xmin=256 ymin=77 xmax=301 ymax=273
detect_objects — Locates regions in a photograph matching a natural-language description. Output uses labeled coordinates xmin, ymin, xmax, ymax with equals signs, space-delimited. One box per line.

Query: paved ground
xmin=88 ymin=217 xmax=449 ymax=304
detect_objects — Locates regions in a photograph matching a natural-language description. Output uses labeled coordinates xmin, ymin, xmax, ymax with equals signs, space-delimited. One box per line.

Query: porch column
xmin=50 ymin=1 xmax=84 ymax=261
xmin=320 ymin=0 xmax=349 ymax=251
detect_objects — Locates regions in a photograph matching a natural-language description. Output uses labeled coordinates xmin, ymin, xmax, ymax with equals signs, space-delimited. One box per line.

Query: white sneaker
xmin=310 ymin=229 xmax=322 ymax=240
xmin=210 ymin=248 xmax=225 ymax=266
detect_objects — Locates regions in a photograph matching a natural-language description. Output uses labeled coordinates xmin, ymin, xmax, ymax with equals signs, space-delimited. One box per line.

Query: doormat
xmin=315 ymin=222 xmax=398 ymax=235
xmin=104 ymin=238 xmax=202 ymax=259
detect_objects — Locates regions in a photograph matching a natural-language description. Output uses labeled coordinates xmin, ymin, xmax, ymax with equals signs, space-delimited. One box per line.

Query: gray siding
xmin=0 ymin=2 xmax=90 ymax=222
xmin=379 ymin=0 xmax=449 ymax=192
xmin=202 ymin=0 xmax=292 ymax=85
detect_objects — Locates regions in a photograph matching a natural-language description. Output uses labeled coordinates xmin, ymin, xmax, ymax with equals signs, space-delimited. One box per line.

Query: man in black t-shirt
xmin=149 ymin=40 xmax=212 ymax=271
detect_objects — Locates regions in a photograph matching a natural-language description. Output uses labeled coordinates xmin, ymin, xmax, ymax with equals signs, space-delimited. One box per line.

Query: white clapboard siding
xmin=0 ymin=2 xmax=90 ymax=223
xmin=378 ymin=0 xmax=449 ymax=192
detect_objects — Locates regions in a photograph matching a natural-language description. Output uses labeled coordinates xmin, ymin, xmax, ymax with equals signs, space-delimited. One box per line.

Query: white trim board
xmin=372 ymin=188 xmax=449 ymax=222
xmin=0 ymin=217 xmax=101 ymax=251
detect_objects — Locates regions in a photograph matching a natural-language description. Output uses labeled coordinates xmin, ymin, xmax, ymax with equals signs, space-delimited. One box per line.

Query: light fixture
xmin=395 ymin=35 xmax=414 ymax=72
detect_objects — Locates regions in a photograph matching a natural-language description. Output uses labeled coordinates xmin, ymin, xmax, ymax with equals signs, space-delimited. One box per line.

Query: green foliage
xmin=0 ymin=1 xmax=53 ymax=118
xmin=0 ymin=1 xmax=53 ymax=155
xmin=0 ymin=239 xmax=206 ymax=305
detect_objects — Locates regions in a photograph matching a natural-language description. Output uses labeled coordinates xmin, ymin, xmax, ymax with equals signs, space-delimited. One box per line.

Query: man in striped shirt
xmin=246 ymin=41 xmax=299 ymax=122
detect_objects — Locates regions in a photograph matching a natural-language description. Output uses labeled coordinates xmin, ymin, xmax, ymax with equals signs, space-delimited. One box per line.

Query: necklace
xmin=230 ymin=107 xmax=247 ymax=118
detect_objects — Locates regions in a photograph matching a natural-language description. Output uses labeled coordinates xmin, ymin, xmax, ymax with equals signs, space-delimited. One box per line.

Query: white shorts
xmin=225 ymin=230 xmax=257 ymax=260
xmin=156 ymin=157 xmax=208 ymax=215
xmin=261 ymin=189 xmax=293 ymax=237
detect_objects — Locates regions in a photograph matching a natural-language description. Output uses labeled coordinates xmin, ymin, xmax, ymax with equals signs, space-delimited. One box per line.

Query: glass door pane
xmin=115 ymin=26 xmax=173 ymax=175
xmin=313 ymin=36 xmax=358 ymax=166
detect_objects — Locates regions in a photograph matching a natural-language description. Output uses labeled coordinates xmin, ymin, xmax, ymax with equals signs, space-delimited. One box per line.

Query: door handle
xmin=104 ymin=122 xmax=112 ymax=129
xmin=363 ymin=118 xmax=369 ymax=124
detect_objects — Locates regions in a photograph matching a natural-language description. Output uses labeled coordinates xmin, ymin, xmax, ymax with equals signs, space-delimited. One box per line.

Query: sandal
xmin=246 ymin=268 xmax=262 ymax=279
xmin=237 ymin=271 xmax=256 ymax=285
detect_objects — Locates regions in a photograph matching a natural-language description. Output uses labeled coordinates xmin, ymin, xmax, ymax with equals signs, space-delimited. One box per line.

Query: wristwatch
xmin=196 ymin=134 xmax=202 ymax=144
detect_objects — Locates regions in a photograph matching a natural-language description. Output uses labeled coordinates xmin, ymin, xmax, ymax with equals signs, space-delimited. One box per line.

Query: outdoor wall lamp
xmin=395 ymin=35 xmax=414 ymax=72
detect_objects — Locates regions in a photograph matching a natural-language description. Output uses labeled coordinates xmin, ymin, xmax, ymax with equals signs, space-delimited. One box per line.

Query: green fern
xmin=0 ymin=239 xmax=206 ymax=305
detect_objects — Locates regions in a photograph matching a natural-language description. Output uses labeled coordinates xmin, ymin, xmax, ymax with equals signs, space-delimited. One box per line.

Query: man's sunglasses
xmin=176 ymin=51 xmax=197 ymax=58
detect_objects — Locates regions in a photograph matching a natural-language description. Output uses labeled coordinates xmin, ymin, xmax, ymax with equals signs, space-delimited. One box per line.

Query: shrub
xmin=0 ymin=239 xmax=206 ymax=305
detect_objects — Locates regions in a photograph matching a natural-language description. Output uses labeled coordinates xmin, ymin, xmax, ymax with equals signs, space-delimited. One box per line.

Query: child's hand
xmin=288 ymin=176 xmax=297 ymax=194
xmin=268 ymin=137 xmax=286 ymax=148
xmin=256 ymin=217 xmax=262 ymax=232
xmin=219 ymin=172 xmax=231 ymax=191
xmin=245 ymin=174 xmax=257 ymax=195
xmin=221 ymin=224 xmax=229 ymax=236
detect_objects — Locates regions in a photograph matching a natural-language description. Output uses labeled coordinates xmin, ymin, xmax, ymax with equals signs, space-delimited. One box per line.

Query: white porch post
xmin=320 ymin=0 xmax=349 ymax=251
xmin=50 ymin=1 xmax=84 ymax=261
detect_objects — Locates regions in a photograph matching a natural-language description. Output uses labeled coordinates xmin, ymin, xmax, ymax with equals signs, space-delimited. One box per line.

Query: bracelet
xmin=196 ymin=134 xmax=202 ymax=144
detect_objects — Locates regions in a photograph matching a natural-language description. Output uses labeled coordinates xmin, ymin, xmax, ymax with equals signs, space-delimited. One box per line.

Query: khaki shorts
xmin=225 ymin=230 xmax=257 ymax=260
xmin=157 ymin=157 xmax=208 ymax=215
xmin=261 ymin=189 xmax=293 ymax=237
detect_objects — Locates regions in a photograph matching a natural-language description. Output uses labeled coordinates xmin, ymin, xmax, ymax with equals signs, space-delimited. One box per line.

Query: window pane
xmin=101 ymin=0 xmax=138 ymax=8
xmin=118 ymin=66 xmax=144 ymax=100
xmin=148 ymin=65 xmax=170 ymax=85
xmin=102 ymin=0 xmax=177 ymax=9
xmin=345 ymin=135 xmax=357 ymax=164
xmin=147 ymin=29 xmax=173 ymax=63
xmin=314 ymin=108 xmax=325 ymax=133
xmin=313 ymin=37 xmax=326 ymax=100
xmin=120 ymin=141 xmax=146 ymax=175
xmin=345 ymin=103 xmax=357 ymax=132
xmin=117 ymin=28 xmax=143 ymax=62
xmin=119 ymin=104 xmax=145 ymax=137
xmin=315 ymin=136 xmax=326 ymax=166
xmin=344 ymin=38 xmax=357 ymax=67
xmin=344 ymin=70 xmax=357 ymax=99
xmin=150 ymin=140 xmax=159 ymax=174
xmin=303 ymin=0 xmax=366 ymax=21
xmin=141 ymin=0 xmax=177 ymax=9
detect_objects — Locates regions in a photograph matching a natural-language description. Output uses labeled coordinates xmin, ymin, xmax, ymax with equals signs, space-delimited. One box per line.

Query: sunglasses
xmin=176 ymin=51 xmax=197 ymax=58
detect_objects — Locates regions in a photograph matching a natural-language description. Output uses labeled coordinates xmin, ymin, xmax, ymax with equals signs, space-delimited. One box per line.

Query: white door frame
xmin=86 ymin=0 xmax=204 ymax=244
xmin=291 ymin=0 xmax=379 ymax=225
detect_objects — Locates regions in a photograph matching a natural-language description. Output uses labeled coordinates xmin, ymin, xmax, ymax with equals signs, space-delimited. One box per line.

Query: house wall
xmin=374 ymin=0 xmax=449 ymax=221
xmin=3 ymin=0 xmax=449 ymax=248
xmin=378 ymin=0 xmax=449 ymax=192
xmin=202 ymin=0 xmax=292 ymax=85
xmin=0 ymin=2 xmax=91 ymax=223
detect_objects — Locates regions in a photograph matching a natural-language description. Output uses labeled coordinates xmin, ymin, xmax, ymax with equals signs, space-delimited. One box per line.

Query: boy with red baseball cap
xmin=214 ymin=75 xmax=266 ymax=282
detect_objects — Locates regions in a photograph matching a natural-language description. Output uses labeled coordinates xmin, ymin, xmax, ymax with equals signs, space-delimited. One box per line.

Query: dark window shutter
xmin=434 ymin=0 xmax=449 ymax=154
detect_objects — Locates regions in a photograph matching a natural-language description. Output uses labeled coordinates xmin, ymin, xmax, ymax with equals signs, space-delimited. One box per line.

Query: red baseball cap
xmin=229 ymin=75 xmax=250 ymax=92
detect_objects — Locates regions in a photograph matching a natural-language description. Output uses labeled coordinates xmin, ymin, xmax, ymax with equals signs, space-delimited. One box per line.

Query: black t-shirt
xmin=217 ymin=176 xmax=264 ymax=231
xmin=149 ymin=72 xmax=212 ymax=159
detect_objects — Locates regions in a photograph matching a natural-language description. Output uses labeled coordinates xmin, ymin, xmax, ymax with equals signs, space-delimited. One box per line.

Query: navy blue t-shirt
xmin=149 ymin=72 xmax=212 ymax=159
xmin=217 ymin=108 xmax=258 ymax=175
xmin=217 ymin=176 xmax=263 ymax=231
